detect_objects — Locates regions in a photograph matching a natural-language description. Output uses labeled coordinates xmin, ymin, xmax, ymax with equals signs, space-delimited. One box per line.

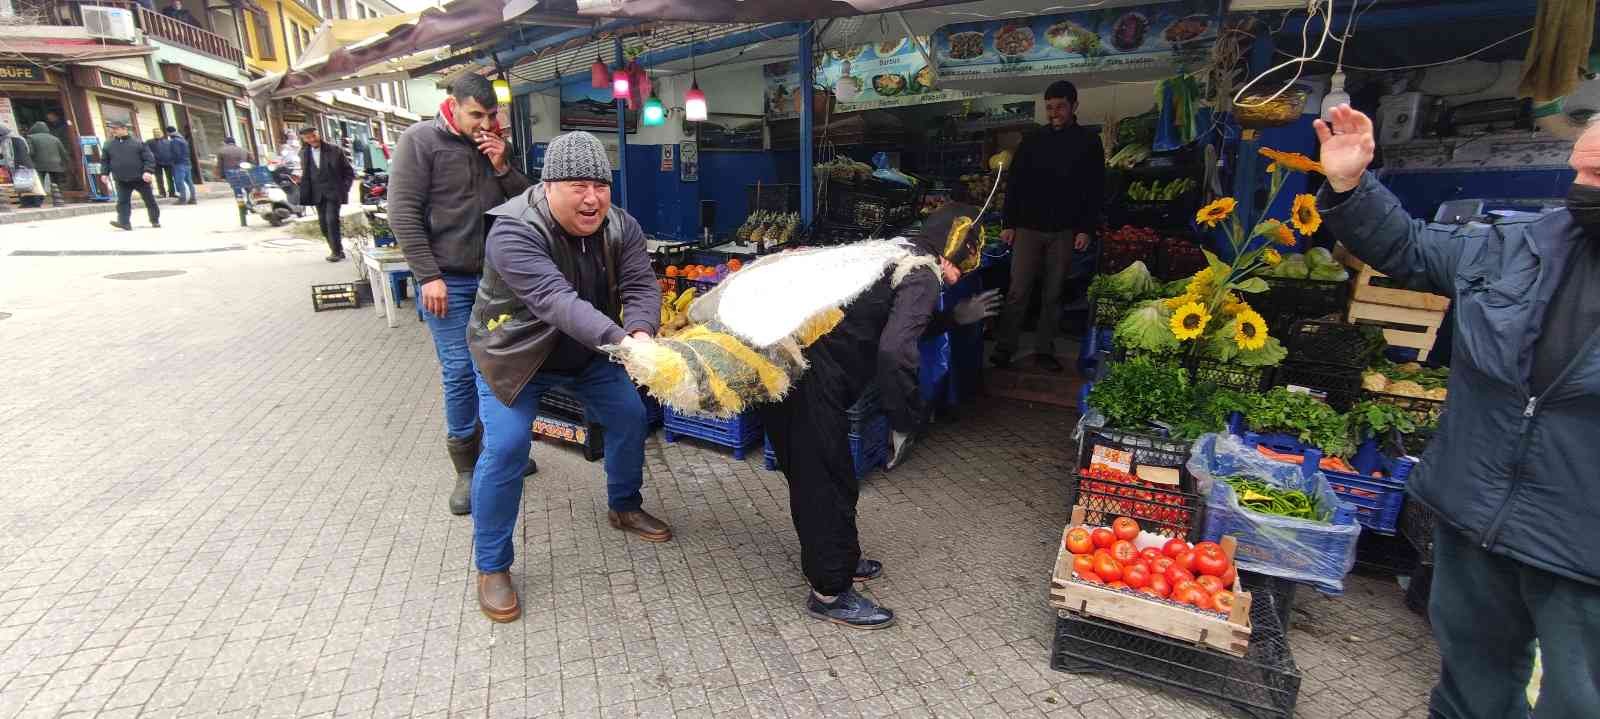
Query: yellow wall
xmin=245 ymin=0 xmax=322 ymax=74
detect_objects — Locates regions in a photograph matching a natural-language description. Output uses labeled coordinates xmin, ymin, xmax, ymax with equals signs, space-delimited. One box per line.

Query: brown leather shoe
xmin=608 ymin=510 xmax=673 ymax=542
xmin=477 ymin=571 xmax=520 ymax=623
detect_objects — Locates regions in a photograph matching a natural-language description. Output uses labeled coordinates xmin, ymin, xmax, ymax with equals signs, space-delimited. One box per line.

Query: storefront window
xmin=183 ymin=95 xmax=227 ymax=182
xmin=99 ymin=99 xmax=138 ymax=138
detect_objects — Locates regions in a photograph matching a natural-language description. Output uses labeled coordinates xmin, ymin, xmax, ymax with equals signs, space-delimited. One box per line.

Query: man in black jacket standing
xmin=146 ymin=129 xmax=174 ymax=199
xmin=299 ymin=127 xmax=356 ymax=262
xmin=104 ymin=121 xmax=159 ymax=230
xmin=390 ymin=74 xmax=536 ymax=516
xmin=992 ymin=80 xmax=1105 ymax=372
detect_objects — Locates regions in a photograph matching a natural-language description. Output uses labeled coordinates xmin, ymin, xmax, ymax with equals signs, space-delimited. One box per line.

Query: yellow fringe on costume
xmin=679 ymin=326 xmax=790 ymax=400
xmin=795 ymin=308 xmax=845 ymax=348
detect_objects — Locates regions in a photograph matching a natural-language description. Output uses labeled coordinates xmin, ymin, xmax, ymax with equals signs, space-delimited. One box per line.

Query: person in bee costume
xmin=609 ymin=205 xmax=1000 ymax=628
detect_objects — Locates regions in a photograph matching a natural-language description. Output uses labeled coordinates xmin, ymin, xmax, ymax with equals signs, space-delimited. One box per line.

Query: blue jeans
xmin=421 ymin=273 xmax=482 ymax=440
xmin=472 ymin=359 xmax=647 ymax=573
xmin=172 ymin=163 xmax=196 ymax=202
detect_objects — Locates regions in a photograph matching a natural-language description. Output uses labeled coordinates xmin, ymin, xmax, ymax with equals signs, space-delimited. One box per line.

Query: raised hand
xmin=1312 ymin=104 xmax=1375 ymax=193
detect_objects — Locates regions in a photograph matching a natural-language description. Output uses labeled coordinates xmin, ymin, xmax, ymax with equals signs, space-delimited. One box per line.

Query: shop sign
xmin=0 ymin=62 xmax=46 ymax=83
xmin=0 ymin=97 xmax=15 ymax=134
xmin=763 ymin=36 xmax=987 ymax=120
xmin=930 ymin=0 xmax=1219 ymax=82
xmin=164 ymin=66 xmax=244 ymax=99
xmin=79 ymin=67 xmax=181 ymax=103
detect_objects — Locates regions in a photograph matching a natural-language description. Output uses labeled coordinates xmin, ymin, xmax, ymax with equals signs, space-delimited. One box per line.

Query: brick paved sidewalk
xmin=0 ymin=242 xmax=1440 ymax=718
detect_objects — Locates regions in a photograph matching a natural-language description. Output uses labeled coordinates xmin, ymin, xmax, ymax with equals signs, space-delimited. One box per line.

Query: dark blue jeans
xmin=472 ymin=358 xmax=647 ymax=573
xmin=172 ymin=163 xmax=195 ymax=202
xmin=420 ymin=272 xmax=482 ymax=440
xmin=1429 ymin=525 xmax=1600 ymax=718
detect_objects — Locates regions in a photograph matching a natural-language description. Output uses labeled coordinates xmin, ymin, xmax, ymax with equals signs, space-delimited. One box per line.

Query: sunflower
xmin=1262 ymin=247 xmax=1283 ymax=266
xmin=1165 ymin=292 xmax=1199 ymax=310
xmin=1258 ymin=147 xmax=1324 ymax=175
xmin=1185 ymin=266 xmax=1217 ymax=297
xmin=1256 ymin=219 xmax=1297 ymax=247
xmin=1290 ymin=194 xmax=1323 ymax=236
xmin=1234 ymin=309 xmax=1268 ymax=351
xmin=1170 ymin=301 xmax=1210 ymax=341
xmin=1221 ymin=292 xmax=1250 ymax=316
xmin=1195 ymin=197 xmax=1237 ymax=228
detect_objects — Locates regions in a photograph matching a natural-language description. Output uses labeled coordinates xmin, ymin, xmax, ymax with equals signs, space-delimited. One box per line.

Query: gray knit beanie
xmin=541 ymin=131 xmax=612 ymax=184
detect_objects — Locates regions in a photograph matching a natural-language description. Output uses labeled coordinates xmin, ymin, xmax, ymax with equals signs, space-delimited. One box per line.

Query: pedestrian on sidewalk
xmin=147 ymin=129 xmax=174 ymax=199
xmin=166 ymin=127 xmax=196 ymax=205
xmin=990 ymin=79 xmax=1104 ymax=373
xmin=389 ymin=74 xmax=537 ymax=517
xmin=103 ymin=121 xmax=159 ymax=230
xmin=0 ymin=125 xmax=31 ymax=214
xmin=298 ymin=127 xmax=355 ymax=262
xmin=217 ymin=137 xmax=250 ymax=226
xmin=465 ymin=131 xmax=668 ymax=623
xmin=25 ymin=122 xmax=68 ymax=208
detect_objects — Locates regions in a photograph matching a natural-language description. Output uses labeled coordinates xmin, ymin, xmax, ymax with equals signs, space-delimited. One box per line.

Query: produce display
xmin=1264 ymin=246 xmax=1350 ymax=282
xmin=1108 ymin=143 xmax=1152 ymax=170
xmin=814 ymin=157 xmax=876 ymax=183
xmin=1078 ymin=464 xmax=1197 ymax=530
xmin=659 ymin=287 xmax=696 ymax=337
xmin=1363 ymin=360 xmax=1448 ymax=400
xmin=1086 ymin=260 xmax=1161 ymax=306
xmin=1219 ymin=475 xmax=1326 ymax=521
xmin=1062 ymin=518 xmax=1238 ymax=614
xmin=1125 ymin=177 xmax=1196 ymax=201
xmin=958 ymin=172 xmax=1004 ymax=211
xmin=735 ymin=212 xmax=799 ymax=247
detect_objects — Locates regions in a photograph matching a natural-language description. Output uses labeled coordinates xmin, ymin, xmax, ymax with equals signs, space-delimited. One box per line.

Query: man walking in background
xmin=298 ymin=127 xmax=355 ymax=262
xmin=991 ymin=80 xmax=1104 ymax=372
xmin=25 ymin=121 xmax=68 ymax=208
xmin=103 ymin=121 xmax=159 ymax=230
xmin=218 ymin=137 xmax=250 ymax=226
xmin=390 ymin=74 xmax=537 ymax=516
xmin=166 ymin=127 xmax=196 ymax=205
xmin=147 ymin=129 xmax=174 ymax=199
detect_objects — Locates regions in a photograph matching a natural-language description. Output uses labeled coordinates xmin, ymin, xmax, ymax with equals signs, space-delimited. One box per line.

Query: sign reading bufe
xmin=0 ymin=63 xmax=46 ymax=83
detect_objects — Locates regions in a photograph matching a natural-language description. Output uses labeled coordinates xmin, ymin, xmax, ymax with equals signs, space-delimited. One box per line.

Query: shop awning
xmin=0 ymin=39 xmax=157 ymax=64
xmin=556 ymin=0 xmax=973 ymax=23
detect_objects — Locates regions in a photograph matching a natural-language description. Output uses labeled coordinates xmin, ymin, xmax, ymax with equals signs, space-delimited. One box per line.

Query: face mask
xmin=1568 ymin=183 xmax=1600 ymax=235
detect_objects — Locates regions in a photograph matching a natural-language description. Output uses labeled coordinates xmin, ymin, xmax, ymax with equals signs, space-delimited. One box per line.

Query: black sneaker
xmin=805 ymin=589 xmax=895 ymax=630
xmin=325 ymin=253 xmax=346 ymax=263
xmin=522 ymin=456 xmax=539 ymax=477
xmin=853 ymin=559 xmax=883 ymax=582
xmin=151 ymin=222 xmax=161 ymax=229
xmin=109 ymin=221 xmax=132 ymax=231
xmin=1036 ymin=354 xmax=1064 ymax=373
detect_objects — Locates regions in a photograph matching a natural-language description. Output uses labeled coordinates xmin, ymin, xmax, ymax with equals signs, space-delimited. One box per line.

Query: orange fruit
xmin=728 ymin=259 xmax=743 ymax=272
xmin=665 ymin=266 xmax=680 ymax=277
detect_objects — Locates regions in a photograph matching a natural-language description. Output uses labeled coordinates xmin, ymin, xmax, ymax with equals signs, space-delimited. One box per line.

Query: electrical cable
xmin=1287 ymin=28 xmax=1533 ymax=72
xmin=1234 ymin=0 xmax=1337 ymax=108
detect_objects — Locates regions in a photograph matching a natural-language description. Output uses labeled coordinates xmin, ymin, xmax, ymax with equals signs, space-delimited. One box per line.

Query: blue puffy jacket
xmin=167 ymin=134 xmax=191 ymax=166
xmin=1320 ymin=173 xmax=1599 ymax=586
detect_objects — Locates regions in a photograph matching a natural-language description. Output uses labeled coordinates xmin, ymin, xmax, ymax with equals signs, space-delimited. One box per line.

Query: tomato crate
xmin=663 ymin=409 xmax=763 ymax=459
xmin=311 ymin=282 xmax=363 ymax=311
xmin=1272 ymin=361 xmax=1363 ymax=412
xmin=1283 ymin=320 xmax=1383 ymax=370
xmin=1050 ymin=592 xmax=1298 ymax=719
xmin=1078 ymin=426 xmax=1193 ymax=470
xmin=1073 ymin=433 xmax=1203 ymax=540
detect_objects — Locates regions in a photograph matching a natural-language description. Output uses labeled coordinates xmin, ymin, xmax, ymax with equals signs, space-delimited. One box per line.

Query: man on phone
xmin=389 ymin=74 xmax=537 ymax=515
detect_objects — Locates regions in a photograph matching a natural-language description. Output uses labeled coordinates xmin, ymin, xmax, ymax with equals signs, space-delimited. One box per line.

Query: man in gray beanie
xmin=463 ymin=130 xmax=667 ymax=622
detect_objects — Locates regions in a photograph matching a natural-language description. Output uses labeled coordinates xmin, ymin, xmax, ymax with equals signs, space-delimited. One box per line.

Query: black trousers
xmin=115 ymin=179 xmax=159 ymax=226
xmin=315 ymin=200 xmax=344 ymax=256
xmin=760 ymin=378 xmax=861 ymax=596
xmin=154 ymin=165 xmax=174 ymax=197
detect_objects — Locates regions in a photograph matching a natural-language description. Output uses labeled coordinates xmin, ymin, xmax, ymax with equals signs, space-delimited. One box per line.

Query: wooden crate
xmin=1352 ymin=264 xmax=1451 ymax=312
xmin=1049 ymin=507 xmax=1255 ymax=657
xmin=1347 ymin=300 xmax=1447 ymax=358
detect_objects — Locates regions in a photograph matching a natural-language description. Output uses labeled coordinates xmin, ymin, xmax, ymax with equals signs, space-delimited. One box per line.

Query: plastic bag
xmin=11 ymin=167 xmax=36 ymax=194
xmin=1188 ymin=433 xmax=1361 ymax=595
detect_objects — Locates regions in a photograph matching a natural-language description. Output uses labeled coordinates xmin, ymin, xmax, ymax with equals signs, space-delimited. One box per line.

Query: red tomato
xmin=1111 ymin=540 xmax=1140 ymax=564
xmin=1165 ymin=566 xmax=1195 ymax=587
xmin=1171 ymin=586 xmax=1201 ymax=606
xmin=1196 ymin=575 xmax=1226 ymax=594
xmin=1112 ymin=517 xmax=1141 ymax=541
xmin=1212 ymin=590 xmax=1235 ymax=612
xmin=1220 ymin=565 xmax=1238 ymax=588
xmin=1194 ymin=551 xmax=1230 ymax=578
xmin=1138 ymin=585 xmax=1164 ymax=599
xmin=1172 ymin=579 xmax=1200 ymax=596
xmin=1107 ymin=581 xmax=1129 ymax=590
xmin=1122 ymin=564 xmax=1151 ymax=589
xmin=1151 ymin=557 xmax=1175 ymax=576
xmin=1140 ymin=548 xmax=1164 ymax=562
xmin=1093 ymin=555 xmax=1123 ymax=582
xmin=1065 ymin=528 xmax=1094 ymax=555
xmin=1193 ymin=541 xmax=1224 ymax=556
xmin=1148 ymin=574 xmax=1171 ymax=597
xmin=1175 ymin=550 xmax=1198 ymax=574
xmin=1162 ymin=538 xmax=1192 ymax=559
xmin=1091 ymin=527 xmax=1117 ymax=549
xmin=1072 ymin=555 xmax=1095 ymax=577
xmin=1077 ymin=570 xmax=1103 ymax=584
xmin=1193 ymin=590 xmax=1215 ymax=610
xmin=1093 ymin=548 xmax=1114 ymax=561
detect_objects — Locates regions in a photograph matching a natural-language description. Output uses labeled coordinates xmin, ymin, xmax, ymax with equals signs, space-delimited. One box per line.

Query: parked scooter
xmin=238 ymin=161 xmax=305 ymax=227
xmin=360 ymin=167 xmax=388 ymax=206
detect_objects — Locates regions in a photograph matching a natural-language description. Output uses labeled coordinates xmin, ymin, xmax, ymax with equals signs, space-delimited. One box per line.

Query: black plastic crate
xmin=1259 ymin=277 xmax=1349 ymax=335
xmin=540 ymin=387 xmax=586 ymax=420
xmin=819 ymin=180 xmax=920 ymax=233
xmin=1051 ymin=592 xmax=1300 ymax=719
xmin=1400 ymin=498 xmax=1437 ymax=564
xmin=311 ymin=282 xmax=362 ymax=311
xmin=1283 ymin=320 xmax=1382 ymax=370
xmin=1188 ymin=356 xmax=1272 ymax=393
xmin=1405 ymin=561 xmax=1433 ymax=618
xmin=1364 ymin=391 xmax=1445 ymax=430
xmin=1090 ymin=295 xmax=1140 ymax=329
xmin=532 ymin=412 xmax=604 ymax=462
xmin=1353 ymin=531 xmax=1419 ymax=577
xmin=1079 ymin=426 xmax=1192 ymax=469
xmin=1273 ymin=362 xmax=1363 ymax=412
xmin=1240 ymin=571 xmax=1299 ymax=634
xmin=1073 ymin=474 xmax=1205 ymax=542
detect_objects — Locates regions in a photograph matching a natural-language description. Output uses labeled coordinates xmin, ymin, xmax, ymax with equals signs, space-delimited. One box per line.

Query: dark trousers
xmin=115 ymin=179 xmax=159 ymax=226
xmin=995 ymin=228 xmax=1075 ymax=358
xmin=760 ymin=380 xmax=861 ymax=597
xmin=45 ymin=172 xmax=65 ymax=207
xmin=154 ymin=165 xmax=174 ymax=197
xmin=315 ymin=200 xmax=344 ymax=256
xmin=1429 ymin=526 xmax=1600 ymax=718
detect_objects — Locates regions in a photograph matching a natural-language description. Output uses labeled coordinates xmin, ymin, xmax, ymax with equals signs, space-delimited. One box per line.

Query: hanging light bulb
xmin=590 ymin=55 xmax=610 ymax=89
xmin=1319 ymin=71 xmax=1350 ymax=122
xmin=642 ymin=91 xmax=665 ymax=126
xmin=611 ymin=70 xmax=631 ymax=101
xmin=492 ymin=78 xmax=512 ymax=105
xmin=684 ymin=80 xmax=707 ymax=122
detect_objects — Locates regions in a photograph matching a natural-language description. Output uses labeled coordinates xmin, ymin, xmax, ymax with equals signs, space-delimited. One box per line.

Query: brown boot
xmin=608 ymin=510 xmax=673 ymax=542
xmin=477 ymin=571 xmax=520 ymax=623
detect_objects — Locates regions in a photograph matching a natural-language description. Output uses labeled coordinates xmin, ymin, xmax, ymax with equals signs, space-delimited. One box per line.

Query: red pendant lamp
xmin=590 ymin=55 xmax=610 ymax=89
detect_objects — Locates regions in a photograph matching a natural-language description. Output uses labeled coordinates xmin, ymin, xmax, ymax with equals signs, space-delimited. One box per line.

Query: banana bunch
xmin=659 ymin=287 xmax=696 ymax=337
xmin=1125 ymin=177 xmax=1196 ymax=201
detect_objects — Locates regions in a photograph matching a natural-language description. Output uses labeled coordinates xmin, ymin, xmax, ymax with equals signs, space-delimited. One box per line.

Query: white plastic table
xmin=361 ymin=246 xmax=411 ymax=328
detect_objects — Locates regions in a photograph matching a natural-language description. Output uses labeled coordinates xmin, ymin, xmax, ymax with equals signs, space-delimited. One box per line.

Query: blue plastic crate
xmin=761 ymin=412 xmax=891 ymax=479
xmin=1322 ymin=469 xmax=1406 ymax=535
xmin=663 ymin=408 xmax=763 ymax=459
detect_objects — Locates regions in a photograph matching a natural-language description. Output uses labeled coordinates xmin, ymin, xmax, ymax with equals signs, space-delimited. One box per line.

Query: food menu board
xmin=932 ymin=1 xmax=1220 ymax=81
xmin=763 ymin=36 xmax=988 ymax=120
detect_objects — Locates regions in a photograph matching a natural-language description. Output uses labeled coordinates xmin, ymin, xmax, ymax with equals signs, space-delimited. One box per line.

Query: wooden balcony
xmin=58 ymin=0 xmax=245 ymax=69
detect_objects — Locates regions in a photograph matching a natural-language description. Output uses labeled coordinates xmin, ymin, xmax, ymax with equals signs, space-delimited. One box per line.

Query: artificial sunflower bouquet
xmin=1114 ymin=147 xmax=1326 ymax=368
